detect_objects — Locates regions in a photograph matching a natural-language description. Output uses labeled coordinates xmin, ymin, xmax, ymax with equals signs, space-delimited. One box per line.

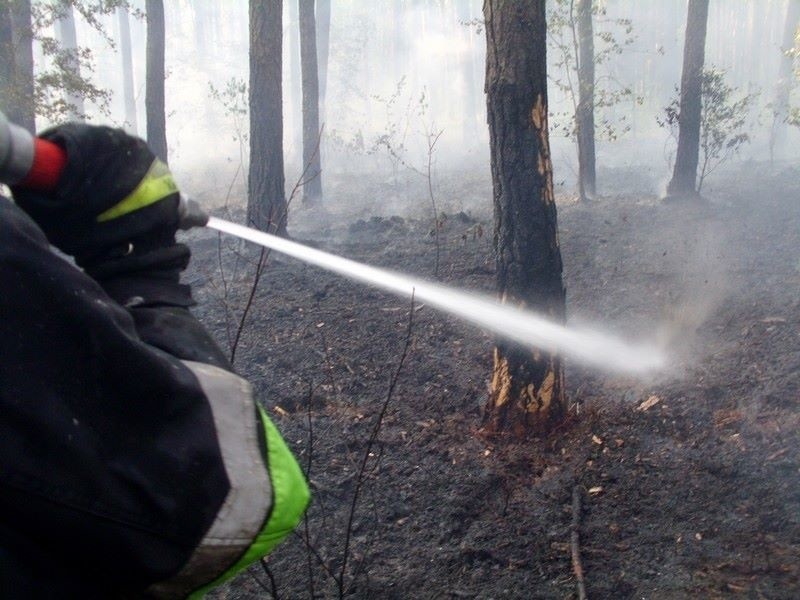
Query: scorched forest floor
xmin=187 ymin=163 xmax=800 ymax=599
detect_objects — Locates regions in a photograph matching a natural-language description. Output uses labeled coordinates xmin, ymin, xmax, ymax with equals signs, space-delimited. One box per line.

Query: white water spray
xmin=207 ymin=217 xmax=666 ymax=375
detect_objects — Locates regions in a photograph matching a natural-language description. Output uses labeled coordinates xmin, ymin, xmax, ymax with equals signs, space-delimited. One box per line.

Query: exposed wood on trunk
xmin=483 ymin=0 xmax=567 ymax=437
xmin=666 ymin=0 xmax=709 ymax=199
xmin=248 ymin=0 xmax=287 ymax=235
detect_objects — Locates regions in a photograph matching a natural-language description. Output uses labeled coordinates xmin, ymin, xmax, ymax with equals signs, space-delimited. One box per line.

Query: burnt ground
xmin=190 ymin=163 xmax=800 ymax=599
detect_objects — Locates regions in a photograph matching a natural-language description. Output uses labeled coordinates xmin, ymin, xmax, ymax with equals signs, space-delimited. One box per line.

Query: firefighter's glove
xmin=12 ymin=124 xmax=191 ymax=287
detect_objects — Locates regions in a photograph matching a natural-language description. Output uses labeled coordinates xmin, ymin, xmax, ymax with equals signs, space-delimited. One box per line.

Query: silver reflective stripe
xmin=147 ymin=361 xmax=272 ymax=599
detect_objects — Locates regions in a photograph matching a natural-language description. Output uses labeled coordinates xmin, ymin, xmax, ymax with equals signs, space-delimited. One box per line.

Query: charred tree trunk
xmin=483 ymin=0 xmax=567 ymax=437
xmin=118 ymin=5 xmax=138 ymax=135
xmin=575 ymin=0 xmax=596 ymax=201
xmin=145 ymin=0 xmax=167 ymax=162
xmin=299 ymin=0 xmax=322 ymax=204
xmin=666 ymin=0 xmax=709 ymax=200
xmin=316 ymin=0 xmax=331 ymax=120
xmin=248 ymin=0 xmax=287 ymax=234
xmin=770 ymin=0 xmax=800 ymax=162
xmin=6 ymin=0 xmax=35 ymax=132
xmin=54 ymin=1 xmax=84 ymax=120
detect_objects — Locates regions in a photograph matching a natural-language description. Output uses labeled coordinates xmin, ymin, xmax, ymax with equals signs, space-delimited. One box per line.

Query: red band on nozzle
xmin=19 ymin=138 xmax=67 ymax=192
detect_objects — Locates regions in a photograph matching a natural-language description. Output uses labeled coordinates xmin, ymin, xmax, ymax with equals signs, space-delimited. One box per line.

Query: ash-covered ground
xmin=185 ymin=162 xmax=800 ymax=599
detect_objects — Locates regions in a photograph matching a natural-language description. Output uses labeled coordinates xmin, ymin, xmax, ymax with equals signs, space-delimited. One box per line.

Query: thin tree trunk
xmin=248 ymin=0 xmax=287 ymax=234
xmin=315 ymin=0 xmax=330 ymax=120
xmin=54 ymin=1 xmax=84 ymax=120
xmin=456 ymin=0 xmax=479 ymax=143
xmin=118 ymin=6 xmax=138 ymax=135
xmin=299 ymin=0 xmax=322 ymax=204
xmin=666 ymin=0 xmax=709 ymax=199
xmin=575 ymin=0 xmax=595 ymax=200
xmin=288 ymin=0 xmax=302 ymax=164
xmin=770 ymin=0 xmax=800 ymax=162
xmin=483 ymin=0 xmax=567 ymax=437
xmin=7 ymin=0 xmax=35 ymax=132
xmin=146 ymin=0 xmax=167 ymax=162
xmin=0 ymin=5 xmax=15 ymax=119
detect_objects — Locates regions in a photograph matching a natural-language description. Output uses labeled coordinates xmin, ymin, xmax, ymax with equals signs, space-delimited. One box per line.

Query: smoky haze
xmin=37 ymin=0 xmax=800 ymax=212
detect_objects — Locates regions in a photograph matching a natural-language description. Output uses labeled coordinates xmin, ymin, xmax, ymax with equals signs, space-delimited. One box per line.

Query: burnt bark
xmin=299 ymin=0 xmax=322 ymax=204
xmin=146 ymin=0 xmax=167 ymax=162
xmin=248 ymin=0 xmax=287 ymax=235
xmin=483 ymin=0 xmax=567 ymax=436
xmin=6 ymin=0 xmax=34 ymax=132
xmin=575 ymin=0 xmax=595 ymax=200
xmin=770 ymin=0 xmax=800 ymax=161
xmin=666 ymin=0 xmax=709 ymax=199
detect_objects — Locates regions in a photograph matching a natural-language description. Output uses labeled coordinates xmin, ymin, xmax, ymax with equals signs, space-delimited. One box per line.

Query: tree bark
xmin=315 ymin=0 xmax=331 ymax=120
xmin=146 ymin=0 xmax=167 ymax=162
xmin=299 ymin=0 xmax=322 ymax=204
xmin=7 ymin=0 xmax=35 ymax=132
xmin=288 ymin=0 xmax=302 ymax=163
xmin=0 ymin=5 xmax=16 ymax=120
xmin=770 ymin=0 xmax=800 ymax=161
xmin=118 ymin=5 xmax=138 ymax=135
xmin=483 ymin=0 xmax=567 ymax=437
xmin=248 ymin=0 xmax=287 ymax=234
xmin=54 ymin=1 xmax=84 ymax=120
xmin=575 ymin=0 xmax=596 ymax=200
xmin=666 ymin=0 xmax=709 ymax=199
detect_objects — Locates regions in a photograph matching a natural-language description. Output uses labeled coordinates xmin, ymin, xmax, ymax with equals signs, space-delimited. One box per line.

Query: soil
xmin=190 ymin=164 xmax=800 ymax=599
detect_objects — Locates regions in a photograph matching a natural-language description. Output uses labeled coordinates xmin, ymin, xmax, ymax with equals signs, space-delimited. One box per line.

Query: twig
xmin=228 ymin=125 xmax=325 ymax=364
xmin=252 ymin=558 xmax=279 ymax=598
xmin=338 ymin=292 xmax=416 ymax=597
xmin=303 ymin=382 xmax=316 ymax=600
xmin=425 ymin=128 xmax=444 ymax=279
xmin=571 ymin=485 xmax=588 ymax=600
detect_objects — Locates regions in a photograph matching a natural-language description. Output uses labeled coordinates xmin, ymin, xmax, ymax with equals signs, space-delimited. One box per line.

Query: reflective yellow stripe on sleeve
xmin=96 ymin=159 xmax=178 ymax=222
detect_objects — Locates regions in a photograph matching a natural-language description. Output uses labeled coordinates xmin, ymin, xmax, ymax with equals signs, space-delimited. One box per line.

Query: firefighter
xmin=0 ymin=123 xmax=309 ymax=598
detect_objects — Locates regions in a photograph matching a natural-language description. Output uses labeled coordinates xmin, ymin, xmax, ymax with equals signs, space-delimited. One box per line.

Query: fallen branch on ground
xmin=571 ymin=485 xmax=588 ymax=600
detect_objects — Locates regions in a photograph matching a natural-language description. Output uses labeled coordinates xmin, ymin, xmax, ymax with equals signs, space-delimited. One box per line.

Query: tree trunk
xmin=288 ymin=0 xmax=302 ymax=164
xmin=770 ymin=0 xmax=800 ymax=162
xmin=7 ymin=0 xmax=35 ymax=132
xmin=299 ymin=0 xmax=322 ymax=204
xmin=248 ymin=0 xmax=287 ymax=234
xmin=146 ymin=0 xmax=167 ymax=162
xmin=315 ymin=0 xmax=331 ymax=120
xmin=575 ymin=0 xmax=596 ymax=200
xmin=483 ymin=0 xmax=567 ymax=437
xmin=0 ymin=5 xmax=15 ymax=120
xmin=118 ymin=5 xmax=138 ymax=135
xmin=666 ymin=0 xmax=709 ymax=199
xmin=54 ymin=1 xmax=84 ymax=120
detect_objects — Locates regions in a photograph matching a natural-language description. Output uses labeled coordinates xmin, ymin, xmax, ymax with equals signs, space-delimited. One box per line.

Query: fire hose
xmin=0 ymin=111 xmax=665 ymax=374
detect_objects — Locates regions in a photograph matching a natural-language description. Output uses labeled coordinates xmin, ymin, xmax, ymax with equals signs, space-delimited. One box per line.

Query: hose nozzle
xmin=0 ymin=110 xmax=35 ymax=185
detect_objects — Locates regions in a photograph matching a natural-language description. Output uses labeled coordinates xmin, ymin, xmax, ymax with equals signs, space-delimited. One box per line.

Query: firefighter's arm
xmin=8 ymin=123 xmax=309 ymax=596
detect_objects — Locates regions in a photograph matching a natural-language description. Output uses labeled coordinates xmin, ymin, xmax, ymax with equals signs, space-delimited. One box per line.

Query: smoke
xmin=655 ymin=219 xmax=730 ymax=368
